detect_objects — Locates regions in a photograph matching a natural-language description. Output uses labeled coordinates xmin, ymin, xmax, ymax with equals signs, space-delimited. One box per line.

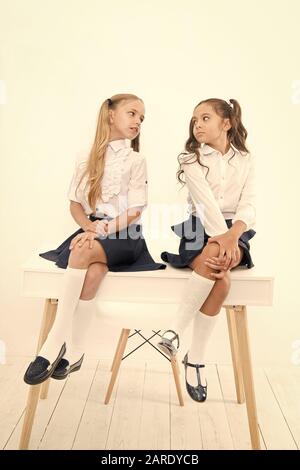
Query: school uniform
xmin=40 ymin=139 xmax=166 ymax=271
xmin=161 ymin=144 xmax=256 ymax=268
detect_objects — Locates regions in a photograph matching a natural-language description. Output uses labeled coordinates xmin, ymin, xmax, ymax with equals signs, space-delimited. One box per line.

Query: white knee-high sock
xmin=165 ymin=271 xmax=215 ymax=340
xmin=67 ymin=298 xmax=96 ymax=364
xmin=39 ymin=266 xmax=87 ymax=362
xmin=187 ymin=310 xmax=219 ymax=386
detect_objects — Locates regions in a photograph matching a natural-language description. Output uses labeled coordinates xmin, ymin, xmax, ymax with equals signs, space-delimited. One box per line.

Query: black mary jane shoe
xmin=182 ymin=353 xmax=207 ymax=402
xmin=23 ymin=343 xmax=66 ymax=385
xmin=51 ymin=354 xmax=85 ymax=380
xmin=157 ymin=329 xmax=180 ymax=358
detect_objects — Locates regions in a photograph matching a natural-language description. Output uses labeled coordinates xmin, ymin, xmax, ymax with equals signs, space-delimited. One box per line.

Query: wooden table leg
xmin=19 ymin=298 xmax=57 ymax=450
xmin=170 ymin=356 xmax=184 ymax=406
xmin=234 ymin=305 xmax=260 ymax=450
xmin=225 ymin=306 xmax=245 ymax=404
xmin=104 ymin=329 xmax=130 ymax=404
xmin=110 ymin=330 xmax=125 ymax=372
xmin=40 ymin=299 xmax=58 ymax=400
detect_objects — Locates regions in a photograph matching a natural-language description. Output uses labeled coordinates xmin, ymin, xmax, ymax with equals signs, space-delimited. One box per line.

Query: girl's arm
xmin=231 ymin=154 xmax=256 ymax=232
xmin=207 ymin=154 xmax=256 ymax=270
xmin=70 ymin=201 xmax=96 ymax=232
xmin=227 ymin=220 xmax=247 ymax=239
xmin=181 ymin=157 xmax=228 ymax=236
xmin=182 ymin=157 xmax=243 ymax=269
xmin=214 ymin=153 xmax=255 ymax=252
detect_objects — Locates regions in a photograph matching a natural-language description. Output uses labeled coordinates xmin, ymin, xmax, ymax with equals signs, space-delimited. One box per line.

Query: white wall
xmin=0 ymin=0 xmax=300 ymax=366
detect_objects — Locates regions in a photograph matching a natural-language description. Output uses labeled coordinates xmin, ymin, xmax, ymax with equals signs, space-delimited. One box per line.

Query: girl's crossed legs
xmin=188 ymin=241 xmax=244 ymax=315
xmin=182 ymin=242 xmax=243 ymax=394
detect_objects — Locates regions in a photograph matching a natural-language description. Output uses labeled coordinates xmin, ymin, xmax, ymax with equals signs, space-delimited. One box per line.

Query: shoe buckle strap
xmin=163 ymin=329 xmax=180 ymax=349
xmin=185 ymin=361 xmax=205 ymax=369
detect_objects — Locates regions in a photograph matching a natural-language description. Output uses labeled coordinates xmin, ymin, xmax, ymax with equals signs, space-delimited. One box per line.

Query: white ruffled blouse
xmin=179 ymin=143 xmax=256 ymax=236
xmin=67 ymin=139 xmax=148 ymax=220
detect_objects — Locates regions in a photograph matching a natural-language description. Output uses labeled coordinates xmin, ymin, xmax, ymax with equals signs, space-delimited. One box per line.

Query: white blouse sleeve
xmin=180 ymin=155 xmax=228 ymax=236
xmin=232 ymin=154 xmax=256 ymax=230
xmin=67 ymin=160 xmax=87 ymax=203
xmin=127 ymin=154 xmax=148 ymax=210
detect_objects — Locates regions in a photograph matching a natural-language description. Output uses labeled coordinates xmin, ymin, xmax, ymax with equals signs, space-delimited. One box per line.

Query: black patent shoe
xmin=51 ymin=354 xmax=85 ymax=380
xmin=23 ymin=343 xmax=66 ymax=385
xmin=157 ymin=329 xmax=180 ymax=358
xmin=182 ymin=353 xmax=207 ymax=402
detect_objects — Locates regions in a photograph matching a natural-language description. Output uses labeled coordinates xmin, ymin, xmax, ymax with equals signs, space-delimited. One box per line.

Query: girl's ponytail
xmin=227 ymin=98 xmax=248 ymax=153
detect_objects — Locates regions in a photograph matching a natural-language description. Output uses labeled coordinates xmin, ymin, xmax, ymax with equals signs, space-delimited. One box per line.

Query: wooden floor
xmin=1 ymin=354 xmax=300 ymax=450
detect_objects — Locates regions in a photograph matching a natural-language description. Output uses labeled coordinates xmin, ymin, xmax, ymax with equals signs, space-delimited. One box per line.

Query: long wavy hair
xmin=75 ymin=93 xmax=143 ymax=212
xmin=177 ymin=98 xmax=249 ymax=185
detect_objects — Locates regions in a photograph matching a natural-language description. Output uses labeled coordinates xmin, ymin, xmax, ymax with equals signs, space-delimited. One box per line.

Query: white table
xmin=19 ymin=250 xmax=274 ymax=450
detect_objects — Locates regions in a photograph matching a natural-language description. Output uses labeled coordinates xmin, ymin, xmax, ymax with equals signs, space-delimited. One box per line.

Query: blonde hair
xmin=75 ymin=93 xmax=143 ymax=213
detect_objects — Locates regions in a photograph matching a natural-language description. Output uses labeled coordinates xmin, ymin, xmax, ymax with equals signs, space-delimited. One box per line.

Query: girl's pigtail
xmin=228 ymin=98 xmax=249 ymax=153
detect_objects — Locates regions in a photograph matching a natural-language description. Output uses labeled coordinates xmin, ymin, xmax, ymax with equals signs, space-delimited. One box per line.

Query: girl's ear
xmin=108 ymin=109 xmax=114 ymax=125
xmin=223 ymin=118 xmax=231 ymax=132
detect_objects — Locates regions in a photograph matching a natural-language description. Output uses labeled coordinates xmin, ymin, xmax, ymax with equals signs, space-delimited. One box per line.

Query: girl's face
xmin=109 ymin=99 xmax=145 ymax=141
xmin=192 ymin=103 xmax=231 ymax=145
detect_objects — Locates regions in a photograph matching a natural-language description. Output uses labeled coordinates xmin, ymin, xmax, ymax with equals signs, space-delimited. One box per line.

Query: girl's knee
xmin=190 ymin=242 xmax=221 ymax=271
xmin=201 ymin=242 xmax=220 ymax=258
xmin=70 ymin=241 xmax=94 ymax=262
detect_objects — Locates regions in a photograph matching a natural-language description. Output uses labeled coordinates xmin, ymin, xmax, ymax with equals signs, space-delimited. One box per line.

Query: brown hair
xmin=177 ymin=98 xmax=249 ymax=185
xmin=75 ymin=93 xmax=143 ymax=212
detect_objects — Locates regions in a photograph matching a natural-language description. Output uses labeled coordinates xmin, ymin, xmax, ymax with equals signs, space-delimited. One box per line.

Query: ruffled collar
xmin=108 ymin=139 xmax=131 ymax=153
xmin=202 ymin=143 xmax=236 ymax=157
xmin=201 ymin=143 xmax=248 ymax=158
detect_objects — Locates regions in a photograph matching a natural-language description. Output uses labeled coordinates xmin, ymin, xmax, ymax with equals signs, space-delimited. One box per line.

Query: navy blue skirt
xmin=39 ymin=215 xmax=166 ymax=272
xmin=161 ymin=215 xmax=256 ymax=269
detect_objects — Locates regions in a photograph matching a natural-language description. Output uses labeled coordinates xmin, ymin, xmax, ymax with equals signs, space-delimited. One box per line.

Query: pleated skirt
xmin=161 ymin=214 xmax=256 ymax=269
xmin=39 ymin=214 xmax=166 ymax=272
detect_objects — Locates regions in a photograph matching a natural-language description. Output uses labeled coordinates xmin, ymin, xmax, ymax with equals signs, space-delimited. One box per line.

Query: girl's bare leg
xmin=80 ymin=262 xmax=109 ymax=300
xmin=68 ymin=238 xmax=108 ymax=269
xmin=189 ymin=244 xmax=244 ymax=316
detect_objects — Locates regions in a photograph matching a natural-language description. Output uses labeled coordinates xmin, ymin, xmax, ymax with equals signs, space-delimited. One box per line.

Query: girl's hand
xmin=92 ymin=219 xmax=109 ymax=237
xmin=204 ymin=255 xmax=227 ymax=271
xmin=205 ymin=255 xmax=237 ymax=271
xmin=86 ymin=219 xmax=109 ymax=234
xmin=70 ymin=230 xmax=99 ymax=250
xmin=209 ymin=268 xmax=227 ymax=280
xmin=204 ymin=255 xmax=236 ymax=275
xmin=70 ymin=220 xmax=109 ymax=250
xmin=207 ymin=233 xmax=239 ymax=270
xmin=70 ymin=220 xmax=108 ymax=250
xmin=204 ymin=254 xmax=229 ymax=280
xmin=85 ymin=220 xmax=99 ymax=233
xmin=86 ymin=220 xmax=109 ymax=237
